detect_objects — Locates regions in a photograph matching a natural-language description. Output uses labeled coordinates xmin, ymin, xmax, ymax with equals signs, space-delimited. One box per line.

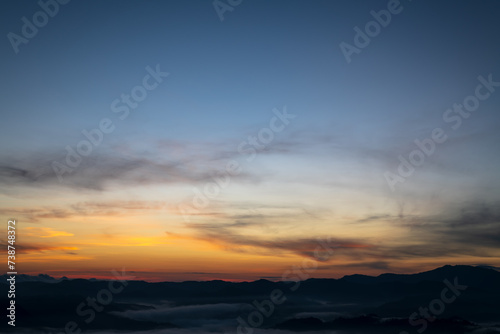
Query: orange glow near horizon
xmin=2 ymin=186 xmax=500 ymax=282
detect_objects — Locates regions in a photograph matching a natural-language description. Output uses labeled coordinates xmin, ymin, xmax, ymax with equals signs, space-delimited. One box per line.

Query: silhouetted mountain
xmin=341 ymin=265 xmax=500 ymax=289
xmin=2 ymin=265 xmax=499 ymax=333
xmin=0 ymin=273 xmax=66 ymax=283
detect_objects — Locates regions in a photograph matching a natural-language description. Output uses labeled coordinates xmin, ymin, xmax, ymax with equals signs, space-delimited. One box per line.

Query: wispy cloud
xmin=24 ymin=227 xmax=74 ymax=238
xmin=0 ymin=200 xmax=171 ymax=222
xmin=0 ymin=141 xmax=259 ymax=191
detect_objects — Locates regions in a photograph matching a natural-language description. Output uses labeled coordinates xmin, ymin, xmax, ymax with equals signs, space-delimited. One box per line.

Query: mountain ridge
xmin=3 ymin=264 xmax=498 ymax=284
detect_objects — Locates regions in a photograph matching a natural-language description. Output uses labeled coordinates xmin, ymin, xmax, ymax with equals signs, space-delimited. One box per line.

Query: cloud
xmin=0 ymin=129 xmax=408 ymax=193
xmin=349 ymin=202 xmax=500 ymax=264
xmin=0 ymin=200 xmax=170 ymax=222
xmin=0 ymin=242 xmax=78 ymax=253
xmin=0 ymin=155 xmax=214 ymax=190
xmin=0 ymin=141 xmax=257 ymax=191
xmin=112 ymin=303 xmax=252 ymax=328
xmin=178 ymin=200 xmax=500 ymax=273
xmin=24 ymin=227 xmax=74 ymax=238
xmin=180 ymin=221 xmax=373 ymax=260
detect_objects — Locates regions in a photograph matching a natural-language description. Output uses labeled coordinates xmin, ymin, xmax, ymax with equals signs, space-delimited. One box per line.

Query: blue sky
xmin=1 ymin=0 xmax=500 ymax=280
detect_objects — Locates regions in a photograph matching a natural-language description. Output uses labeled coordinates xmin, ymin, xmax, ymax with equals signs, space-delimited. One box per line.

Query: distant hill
xmin=6 ymin=264 xmax=499 ymax=285
xmin=340 ymin=265 xmax=500 ymax=288
xmin=1 ymin=265 xmax=499 ymax=333
xmin=0 ymin=273 xmax=67 ymax=283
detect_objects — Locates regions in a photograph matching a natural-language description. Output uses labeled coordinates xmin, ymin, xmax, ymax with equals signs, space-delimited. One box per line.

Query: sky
xmin=0 ymin=0 xmax=499 ymax=282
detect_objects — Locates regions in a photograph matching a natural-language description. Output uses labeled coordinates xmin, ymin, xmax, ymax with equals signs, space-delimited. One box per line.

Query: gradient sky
xmin=1 ymin=0 xmax=500 ymax=281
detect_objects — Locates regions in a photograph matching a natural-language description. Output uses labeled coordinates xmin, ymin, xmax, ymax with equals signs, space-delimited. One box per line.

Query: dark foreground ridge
xmin=1 ymin=265 xmax=499 ymax=333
